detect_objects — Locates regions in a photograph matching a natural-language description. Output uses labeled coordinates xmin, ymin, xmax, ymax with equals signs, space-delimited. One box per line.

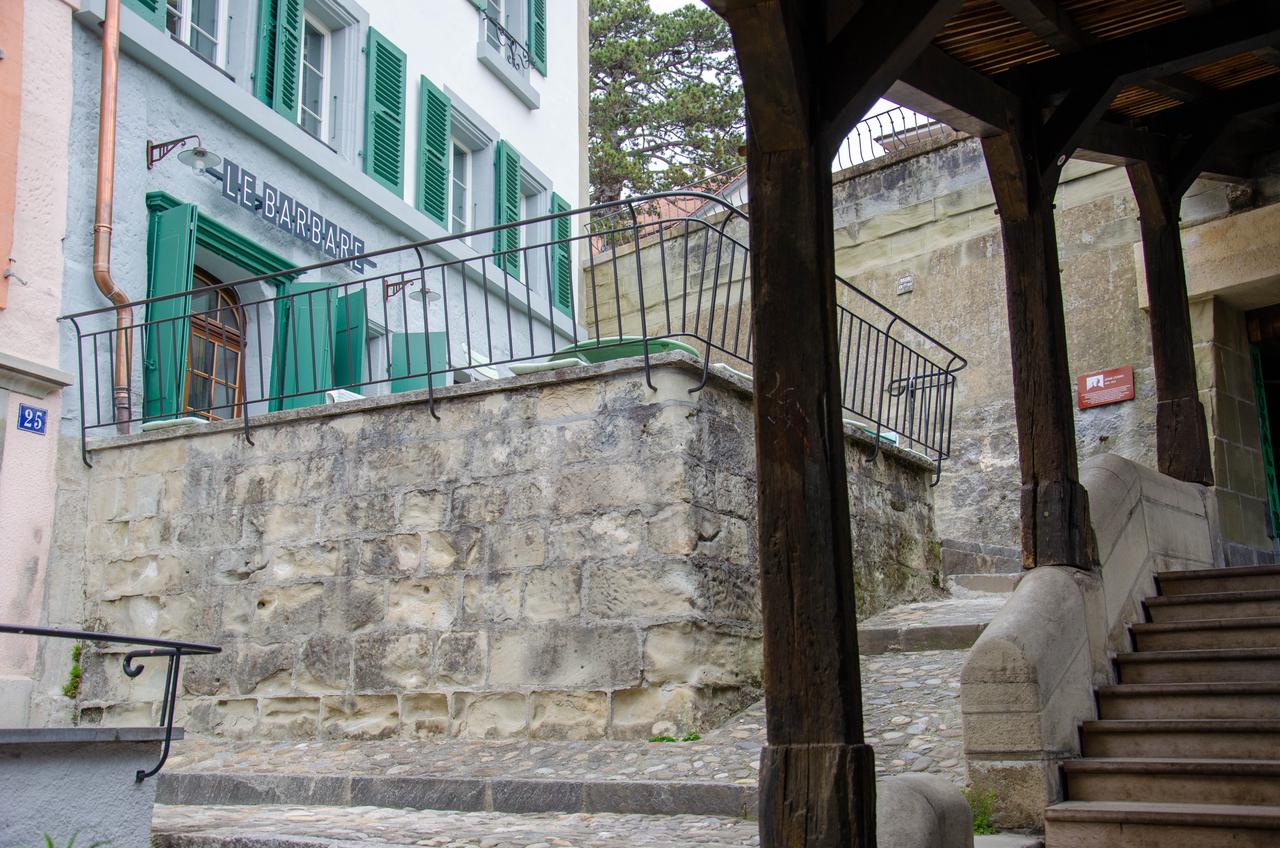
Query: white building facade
xmin=60 ymin=0 xmax=588 ymax=437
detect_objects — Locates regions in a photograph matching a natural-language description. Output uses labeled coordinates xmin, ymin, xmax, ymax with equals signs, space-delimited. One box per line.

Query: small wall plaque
xmin=1077 ymin=366 xmax=1135 ymax=410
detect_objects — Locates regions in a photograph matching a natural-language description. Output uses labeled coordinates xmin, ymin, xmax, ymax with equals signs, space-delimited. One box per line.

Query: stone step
xmin=1156 ymin=565 xmax=1280 ymax=597
xmin=1144 ymin=589 xmax=1280 ymax=623
xmin=1080 ymin=719 xmax=1280 ymax=760
xmin=1129 ymin=617 xmax=1280 ymax=651
xmin=1044 ymin=801 xmax=1280 ymax=848
xmin=1062 ymin=758 xmax=1280 ymax=806
xmin=1097 ymin=682 xmax=1280 ymax=720
xmin=157 ymin=771 xmax=758 ymax=819
xmin=1114 ymin=648 xmax=1280 ymax=684
xmin=945 ymin=573 xmax=1022 ymax=595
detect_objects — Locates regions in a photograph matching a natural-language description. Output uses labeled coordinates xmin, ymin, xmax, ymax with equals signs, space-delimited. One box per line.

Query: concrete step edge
xmin=1063 ymin=757 xmax=1280 ymax=776
xmin=1044 ymin=800 xmax=1280 ymax=829
xmin=1157 ymin=565 xmax=1280 ymax=582
xmin=856 ymin=621 xmax=987 ymax=654
xmin=156 ymin=770 xmax=759 ymax=819
xmin=1083 ymin=719 xmax=1280 ymax=733
xmin=1130 ymin=617 xmax=1280 ymax=633
xmin=1146 ymin=589 xmax=1280 ymax=606
xmin=1115 ymin=647 xmax=1280 ymax=664
xmin=1099 ymin=681 xmax=1280 ymax=696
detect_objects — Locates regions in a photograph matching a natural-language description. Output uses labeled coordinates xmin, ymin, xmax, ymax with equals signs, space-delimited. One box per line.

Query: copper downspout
xmin=94 ymin=0 xmax=133 ymax=433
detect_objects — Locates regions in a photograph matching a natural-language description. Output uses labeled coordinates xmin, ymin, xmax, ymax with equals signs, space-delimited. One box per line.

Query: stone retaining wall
xmin=45 ymin=354 xmax=937 ymax=741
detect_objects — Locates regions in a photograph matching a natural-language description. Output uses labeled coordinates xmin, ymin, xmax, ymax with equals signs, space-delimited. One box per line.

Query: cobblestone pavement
xmin=167 ymin=650 xmax=964 ymax=786
xmin=153 ymin=804 xmax=761 ymax=847
xmin=859 ymin=596 xmax=1007 ymax=630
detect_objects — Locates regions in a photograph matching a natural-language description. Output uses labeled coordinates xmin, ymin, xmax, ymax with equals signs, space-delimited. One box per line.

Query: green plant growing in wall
xmin=647 ymin=731 xmax=702 ymax=743
xmin=962 ymin=786 xmax=999 ymax=835
xmin=61 ymin=643 xmax=83 ymax=699
xmin=40 ymin=834 xmax=109 ymax=848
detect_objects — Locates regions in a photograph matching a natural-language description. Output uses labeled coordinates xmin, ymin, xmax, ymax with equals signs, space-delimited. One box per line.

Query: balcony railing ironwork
xmin=61 ymin=192 xmax=966 ymax=481
xmin=0 ymin=623 xmax=220 ymax=782
xmin=481 ymin=9 xmax=533 ymax=72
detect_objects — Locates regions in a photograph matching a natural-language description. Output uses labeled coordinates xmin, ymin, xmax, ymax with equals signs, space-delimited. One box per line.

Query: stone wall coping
xmin=0 ymin=726 xmax=183 ymax=744
xmin=85 ymin=350 xmax=939 ymax=476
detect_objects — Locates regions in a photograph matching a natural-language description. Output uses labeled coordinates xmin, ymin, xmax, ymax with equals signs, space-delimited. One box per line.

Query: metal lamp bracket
xmin=147 ymin=135 xmax=202 ymax=170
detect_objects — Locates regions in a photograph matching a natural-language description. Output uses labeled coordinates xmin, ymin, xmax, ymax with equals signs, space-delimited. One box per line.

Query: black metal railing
xmin=61 ymin=192 xmax=965 ymax=480
xmin=832 ymin=104 xmax=953 ymax=172
xmin=481 ymin=8 xmax=533 ymax=72
xmin=0 ymin=624 xmax=219 ymax=782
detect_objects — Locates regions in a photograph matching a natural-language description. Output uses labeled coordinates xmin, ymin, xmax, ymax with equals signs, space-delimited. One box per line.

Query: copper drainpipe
xmin=93 ymin=0 xmax=134 ymax=433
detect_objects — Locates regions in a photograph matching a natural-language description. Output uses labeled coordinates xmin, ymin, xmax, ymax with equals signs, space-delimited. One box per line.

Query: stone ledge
xmin=0 ymin=350 xmax=74 ymax=398
xmin=0 ymin=725 xmax=183 ymax=744
xmin=158 ymin=770 xmax=759 ymax=819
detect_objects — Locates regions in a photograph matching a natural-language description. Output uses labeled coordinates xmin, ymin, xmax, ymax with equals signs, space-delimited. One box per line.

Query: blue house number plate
xmin=17 ymin=404 xmax=48 ymax=435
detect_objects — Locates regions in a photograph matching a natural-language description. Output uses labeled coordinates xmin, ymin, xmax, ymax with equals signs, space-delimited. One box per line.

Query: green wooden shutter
xmin=122 ymin=0 xmax=165 ymax=29
xmin=271 ymin=0 xmax=305 ymax=120
xmin=417 ymin=78 xmax=452 ymax=227
xmin=528 ymin=0 xmax=547 ymax=75
xmin=1251 ymin=345 xmax=1280 ymax=536
xmin=389 ymin=332 xmax=448 ymax=392
xmin=333 ymin=291 xmax=367 ymax=390
xmin=550 ymin=193 xmax=573 ymax=316
xmin=364 ymin=28 xmax=407 ymax=195
xmin=280 ymin=282 xmax=336 ymax=409
xmin=493 ymin=141 xmax=522 ymax=277
xmin=254 ymin=0 xmax=279 ymax=106
xmin=143 ymin=204 xmax=198 ymax=420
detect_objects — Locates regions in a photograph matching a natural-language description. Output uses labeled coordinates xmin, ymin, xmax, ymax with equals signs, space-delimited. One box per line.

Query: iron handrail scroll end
xmin=0 ymin=623 xmax=219 ymax=783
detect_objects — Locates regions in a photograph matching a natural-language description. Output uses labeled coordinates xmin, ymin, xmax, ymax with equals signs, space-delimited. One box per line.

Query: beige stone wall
xmin=42 ymin=355 xmax=936 ymax=741
xmin=1192 ymin=298 xmax=1272 ymax=548
xmin=593 ymin=143 xmax=1280 ymax=557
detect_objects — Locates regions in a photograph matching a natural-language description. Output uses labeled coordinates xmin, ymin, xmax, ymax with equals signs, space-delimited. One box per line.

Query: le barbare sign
xmin=1077 ymin=366 xmax=1135 ymax=409
xmin=221 ymin=159 xmax=370 ymax=272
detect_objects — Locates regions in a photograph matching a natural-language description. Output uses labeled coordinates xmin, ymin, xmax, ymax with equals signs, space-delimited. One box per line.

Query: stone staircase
xmin=1044 ymin=563 xmax=1280 ymax=847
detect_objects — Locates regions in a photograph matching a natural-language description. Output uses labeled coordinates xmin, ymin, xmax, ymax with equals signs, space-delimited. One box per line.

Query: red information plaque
xmin=1077 ymin=366 xmax=1135 ymax=409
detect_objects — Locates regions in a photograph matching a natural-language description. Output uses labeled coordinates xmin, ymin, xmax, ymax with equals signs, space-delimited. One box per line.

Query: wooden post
xmin=1127 ymin=161 xmax=1214 ymax=485
xmin=982 ymin=117 xmax=1098 ymax=570
xmin=748 ymin=128 xmax=878 ymax=848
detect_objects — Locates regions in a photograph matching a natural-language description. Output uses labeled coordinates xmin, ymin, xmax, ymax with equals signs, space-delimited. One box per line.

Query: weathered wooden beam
xmin=1076 ymin=120 xmax=1170 ymax=166
xmin=711 ymin=1 xmax=886 ymax=844
xmin=995 ymin=0 xmax=1086 ymax=53
xmin=1127 ymin=160 xmax=1214 ymax=485
xmin=1139 ymin=74 xmax=1280 ymax=137
xmin=1140 ymin=73 xmax=1215 ymax=104
xmin=1016 ymin=0 xmax=1280 ymax=98
xmin=1038 ymin=76 xmax=1124 ymax=174
xmin=888 ymin=46 xmax=1016 ymax=137
xmin=982 ymin=114 xmax=1098 ymax=570
xmin=819 ymin=0 xmax=965 ymax=149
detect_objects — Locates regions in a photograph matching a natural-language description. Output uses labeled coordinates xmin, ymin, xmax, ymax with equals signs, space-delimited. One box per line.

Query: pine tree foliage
xmin=589 ymin=0 xmax=745 ymax=204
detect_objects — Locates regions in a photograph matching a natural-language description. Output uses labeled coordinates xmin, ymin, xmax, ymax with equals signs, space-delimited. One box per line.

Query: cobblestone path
xmin=167 ymin=650 xmax=965 ymax=786
xmin=154 ymin=804 xmax=761 ymax=847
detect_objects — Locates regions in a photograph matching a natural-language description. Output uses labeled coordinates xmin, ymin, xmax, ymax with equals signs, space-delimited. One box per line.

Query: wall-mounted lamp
xmin=146 ymin=135 xmax=222 ymax=175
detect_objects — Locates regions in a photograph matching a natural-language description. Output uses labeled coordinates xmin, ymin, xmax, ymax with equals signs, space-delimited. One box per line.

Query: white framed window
xmin=166 ymin=0 xmax=227 ymax=67
xmin=299 ymin=15 xmax=331 ymax=142
xmin=450 ymin=143 xmax=471 ymax=235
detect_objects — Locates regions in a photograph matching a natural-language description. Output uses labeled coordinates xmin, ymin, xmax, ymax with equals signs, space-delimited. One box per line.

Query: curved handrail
xmin=0 ymin=624 xmax=219 ymax=782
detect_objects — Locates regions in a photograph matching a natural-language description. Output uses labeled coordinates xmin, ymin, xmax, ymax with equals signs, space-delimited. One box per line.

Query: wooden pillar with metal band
xmin=707 ymin=1 xmax=964 ymax=844
xmin=981 ymin=109 xmax=1098 ymax=571
xmin=1127 ymin=160 xmax=1214 ymax=486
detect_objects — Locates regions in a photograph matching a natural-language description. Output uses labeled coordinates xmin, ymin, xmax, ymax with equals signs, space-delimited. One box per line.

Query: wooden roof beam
xmin=818 ymin=0 xmax=965 ymax=149
xmin=1139 ymin=74 xmax=1280 ymax=135
xmin=1014 ymin=0 xmax=1280 ymax=98
xmin=994 ymin=0 xmax=1087 ymax=53
xmin=887 ymin=46 xmax=1017 ymax=137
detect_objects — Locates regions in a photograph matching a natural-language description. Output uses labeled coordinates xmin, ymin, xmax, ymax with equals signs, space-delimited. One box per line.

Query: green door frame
xmin=145 ymin=192 xmax=302 ymax=414
xmin=1250 ymin=344 xmax=1280 ymax=538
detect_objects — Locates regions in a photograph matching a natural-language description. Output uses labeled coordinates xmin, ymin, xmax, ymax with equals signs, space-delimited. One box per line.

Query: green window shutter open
xmin=364 ymin=28 xmax=408 ymax=195
xmin=254 ymin=0 xmax=279 ymax=106
xmin=122 ymin=0 xmax=165 ymax=28
xmin=417 ymin=78 xmax=452 ymax=227
xmin=389 ymin=332 xmax=448 ymax=393
xmin=280 ymin=281 xmax=336 ymax=409
xmin=270 ymin=0 xmax=306 ymax=120
xmin=528 ymin=0 xmax=547 ymax=75
xmin=333 ymin=291 xmax=367 ymax=390
xmin=550 ymin=193 xmax=573 ymax=316
xmin=493 ymin=140 xmax=522 ymax=277
xmin=144 ymin=203 xmax=198 ymax=420
xmin=467 ymin=0 xmax=487 ymax=9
